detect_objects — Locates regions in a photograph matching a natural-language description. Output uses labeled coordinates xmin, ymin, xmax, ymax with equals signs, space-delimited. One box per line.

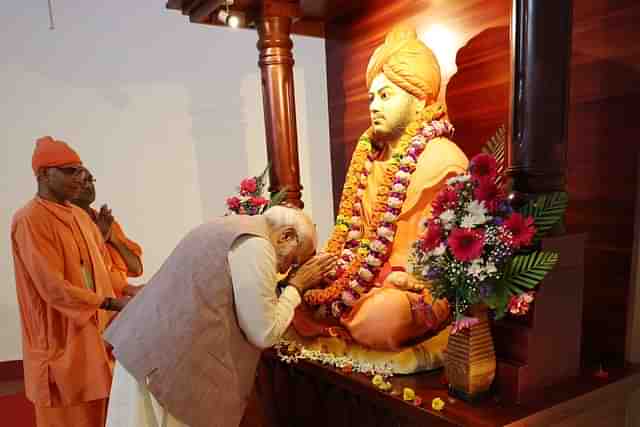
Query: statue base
xmin=281 ymin=325 xmax=450 ymax=375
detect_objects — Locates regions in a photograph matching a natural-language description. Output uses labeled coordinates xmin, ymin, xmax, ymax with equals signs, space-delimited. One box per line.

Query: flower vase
xmin=444 ymin=304 xmax=496 ymax=402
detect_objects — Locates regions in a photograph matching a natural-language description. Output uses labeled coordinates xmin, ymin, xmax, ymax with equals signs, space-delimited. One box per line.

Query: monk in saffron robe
xmin=72 ymin=170 xmax=143 ymax=298
xmin=11 ymin=136 xmax=131 ymax=427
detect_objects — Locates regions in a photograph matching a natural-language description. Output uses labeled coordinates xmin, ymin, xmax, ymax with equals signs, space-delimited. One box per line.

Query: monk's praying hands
xmin=96 ymin=204 xmax=114 ymax=240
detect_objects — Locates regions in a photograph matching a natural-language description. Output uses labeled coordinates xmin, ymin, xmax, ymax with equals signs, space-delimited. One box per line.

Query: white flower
xmin=360 ymin=175 xmax=368 ymax=185
xmin=466 ymin=200 xmax=488 ymax=217
xmin=446 ymin=174 xmax=471 ymax=186
xmin=356 ymin=188 xmax=364 ymax=198
xmin=370 ymin=239 xmax=387 ymax=253
xmin=364 ymin=160 xmax=373 ymax=170
xmin=387 ymin=197 xmax=403 ymax=208
xmin=439 ymin=209 xmax=455 ymax=228
xmin=421 ymin=266 xmax=430 ymax=277
xmin=382 ymin=212 xmax=398 ymax=223
xmin=401 ymin=156 xmax=416 ymax=166
xmin=396 ymin=171 xmax=411 ymax=182
xmin=468 ymin=260 xmax=483 ymax=277
xmin=359 ymin=267 xmax=374 ymax=282
xmin=347 ymin=230 xmax=363 ymax=241
xmin=377 ymin=226 xmax=395 ymax=241
xmin=461 ymin=213 xmax=486 ymax=228
xmin=411 ymin=136 xmax=426 ymax=149
xmin=432 ymin=243 xmax=446 ymax=256
xmin=342 ymin=249 xmax=355 ymax=259
xmin=485 ymin=261 xmax=497 ymax=275
xmin=365 ymin=254 xmax=383 ymax=267
xmin=392 ymin=183 xmax=407 ymax=192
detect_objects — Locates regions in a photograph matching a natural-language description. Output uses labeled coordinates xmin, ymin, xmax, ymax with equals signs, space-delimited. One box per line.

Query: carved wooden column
xmin=507 ymin=0 xmax=573 ymax=195
xmin=256 ymin=13 xmax=303 ymax=208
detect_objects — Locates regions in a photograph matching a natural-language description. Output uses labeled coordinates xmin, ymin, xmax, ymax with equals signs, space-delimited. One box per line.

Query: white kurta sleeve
xmin=228 ymin=235 xmax=301 ymax=349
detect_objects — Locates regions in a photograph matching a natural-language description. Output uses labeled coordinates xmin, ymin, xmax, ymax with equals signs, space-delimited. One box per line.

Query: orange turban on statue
xmin=32 ymin=136 xmax=82 ymax=175
xmin=366 ymin=26 xmax=441 ymax=103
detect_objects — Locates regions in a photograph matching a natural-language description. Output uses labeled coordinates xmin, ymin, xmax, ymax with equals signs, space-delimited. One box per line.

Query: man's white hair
xmin=263 ymin=206 xmax=317 ymax=250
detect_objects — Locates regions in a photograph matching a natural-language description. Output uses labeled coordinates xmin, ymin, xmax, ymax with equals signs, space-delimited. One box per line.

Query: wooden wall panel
xmin=567 ymin=0 xmax=640 ymax=367
xmin=325 ymin=0 xmax=640 ymax=366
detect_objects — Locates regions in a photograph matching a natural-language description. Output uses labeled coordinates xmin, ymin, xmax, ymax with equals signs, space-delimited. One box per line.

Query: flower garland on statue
xmin=303 ymin=104 xmax=454 ymax=317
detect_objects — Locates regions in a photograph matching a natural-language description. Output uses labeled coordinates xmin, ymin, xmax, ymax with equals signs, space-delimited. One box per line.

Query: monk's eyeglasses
xmin=53 ymin=166 xmax=88 ymax=179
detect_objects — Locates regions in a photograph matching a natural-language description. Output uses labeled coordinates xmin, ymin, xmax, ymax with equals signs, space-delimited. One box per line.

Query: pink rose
xmin=240 ymin=177 xmax=258 ymax=194
xmin=251 ymin=196 xmax=268 ymax=206
xmin=226 ymin=196 xmax=241 ymax=210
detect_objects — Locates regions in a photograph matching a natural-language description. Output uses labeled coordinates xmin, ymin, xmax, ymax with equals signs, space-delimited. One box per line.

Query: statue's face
xmin=368 ymin=73 xmax=423 ymax=138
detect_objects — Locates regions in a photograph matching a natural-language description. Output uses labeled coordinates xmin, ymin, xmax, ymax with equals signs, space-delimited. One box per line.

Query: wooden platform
xmin=253 ymin=350 xmax=640 ymax=427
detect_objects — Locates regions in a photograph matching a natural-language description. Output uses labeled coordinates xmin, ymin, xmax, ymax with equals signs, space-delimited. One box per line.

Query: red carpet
xmin=0 ymin=392 xmax=36 ymax=427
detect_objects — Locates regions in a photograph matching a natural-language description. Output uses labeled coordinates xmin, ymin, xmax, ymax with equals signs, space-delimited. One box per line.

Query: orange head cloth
xmin=365 ymin=26 xmax=441 ymax=104
xmin=32 ymin=136 xmax=82 ymax=175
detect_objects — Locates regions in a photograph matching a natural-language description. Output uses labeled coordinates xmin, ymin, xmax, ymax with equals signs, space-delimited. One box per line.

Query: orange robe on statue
xmin=339 ymin=137 xmax=469 ymax=350
xmin=11 ymin=197 xmax=117 ymax=427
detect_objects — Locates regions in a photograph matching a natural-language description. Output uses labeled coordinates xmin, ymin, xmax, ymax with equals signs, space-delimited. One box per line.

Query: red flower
xmin=448 ymin=228 xmax=485 ymax=262
xmin=250 ymin=196 xmax=268 ymax=206
xmin=421 ymin=223 xmax=444 ymax=251
xmin=432 ymin=187 xmax=459 ymax=217
xmin=473 ymin=178 xmax=503 ymax=212
xmin=504 ymin=213 xmax=536 ymax=248
xmin=470 ymin=153 xmax=498 ymax=181
xmin=226 ymin=196 xmax=241 ymax=210
xmin=240 ymin=177 xmax=258 ymax=194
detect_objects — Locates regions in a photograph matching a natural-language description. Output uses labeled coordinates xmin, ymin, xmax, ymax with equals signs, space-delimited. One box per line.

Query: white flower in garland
xmin=370 ymin=239 xmax=387 ymax=253
xmin=387 ymin=197 xmax=403 ymax=208
xmin=365 ymin=254 xmax=383 ymax=267
xmin=382 ymin=211 xmax=398 ymax=222
xmin=377 ymin=226 xmax=395 ymax=241
xmin=358 ymin=267 xmax=374 ymax=282
xmin=347 ymin=230 xmax=363 ymax=240
xmin=392 ymin=183 xmax=407 ymax=192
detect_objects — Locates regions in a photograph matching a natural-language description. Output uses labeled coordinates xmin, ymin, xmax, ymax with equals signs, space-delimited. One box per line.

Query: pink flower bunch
xmin=410 ymin=153 xmax=537 ymax=330
xmin=225 ymin=174 xmax=270 ymax=215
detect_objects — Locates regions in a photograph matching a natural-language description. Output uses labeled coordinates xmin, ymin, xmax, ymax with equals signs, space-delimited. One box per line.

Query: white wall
xmin=0 ymin=1 xmax=333 ymax=361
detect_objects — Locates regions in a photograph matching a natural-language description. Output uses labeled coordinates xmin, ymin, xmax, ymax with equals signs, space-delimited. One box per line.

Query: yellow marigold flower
xmin=432 ymin=397 xmax=445 ymax=411
xmin=358 ymin=248 xmax=369 ymax=257
xmin=337 ymin=224 xmax=349 ymax=232
xmin=372 ymin=375 xmax=384 ymax=386
xmin=403 ymin=387 xmax=416 ymax=401
xmin=379 ymin=381 xmax=392 ymax=391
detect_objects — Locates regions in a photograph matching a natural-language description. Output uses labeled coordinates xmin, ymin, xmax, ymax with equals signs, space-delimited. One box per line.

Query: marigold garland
xmin=304 ymin=104 xmax=453 ymax=316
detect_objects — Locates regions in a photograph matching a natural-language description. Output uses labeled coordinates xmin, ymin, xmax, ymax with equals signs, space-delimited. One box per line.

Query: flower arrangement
xmin=225 ymin=164 xmax=287 ymax=215
xmin=409 ymin=126 xmax=568 ymax=331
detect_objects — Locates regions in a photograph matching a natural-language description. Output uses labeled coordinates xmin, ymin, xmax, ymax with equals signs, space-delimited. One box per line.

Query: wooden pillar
xmin=256 ymin=14 xmax=303 ymax=208
xmin=507 ymin=0 xmax=573 ymax=195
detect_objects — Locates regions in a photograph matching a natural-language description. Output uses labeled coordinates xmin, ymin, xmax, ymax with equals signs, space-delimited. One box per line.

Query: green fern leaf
xmin=518 ymin=192 xmax=569 ymax=240
xmin=481 ymin=125 xmax=506 ymax=186
xmin=503 ymin=251 xmax=558 ymax=293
